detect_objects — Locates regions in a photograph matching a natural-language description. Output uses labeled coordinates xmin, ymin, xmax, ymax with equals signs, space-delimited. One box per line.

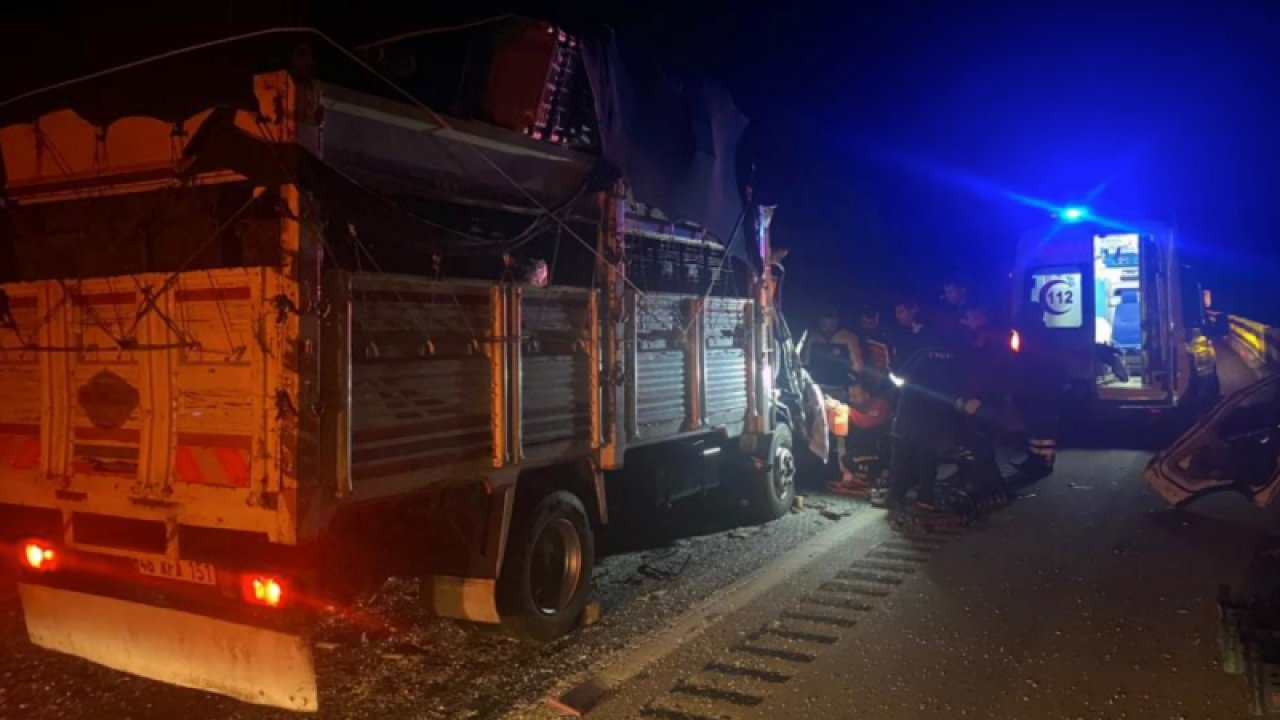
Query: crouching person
xmin=826 ymin=374 xmax=893 ymax=497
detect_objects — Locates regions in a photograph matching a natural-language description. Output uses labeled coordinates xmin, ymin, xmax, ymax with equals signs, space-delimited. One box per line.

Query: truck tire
xmin=497 ymin=490 xmax=595 ymax=644
xmin=748 ymin=423 xmax=797 ymax=522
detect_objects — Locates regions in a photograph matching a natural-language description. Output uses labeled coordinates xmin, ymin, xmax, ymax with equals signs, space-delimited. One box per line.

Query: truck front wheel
xmin=497 ymin=490 xmax=595 ymax=644
xmin=748 ymin=423 xmax=797 ymax=522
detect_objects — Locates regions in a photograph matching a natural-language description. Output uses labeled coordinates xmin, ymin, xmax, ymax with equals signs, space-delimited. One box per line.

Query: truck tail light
xmin=241 ymin=574 xmax=287 ymax=608
xmin=20 ymin=541 xmax=57 ymax=572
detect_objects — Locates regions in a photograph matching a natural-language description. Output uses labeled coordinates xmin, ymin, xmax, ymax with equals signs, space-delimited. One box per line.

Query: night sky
xmin=3 ymin=1 xmax=1278 ymax=321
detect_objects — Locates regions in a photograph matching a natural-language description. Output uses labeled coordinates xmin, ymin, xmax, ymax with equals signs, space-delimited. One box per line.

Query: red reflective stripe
xmin=70 ymin=291 xmax=136 ymax=306
xmin=174 ymin=446 xmax=205 ymax=484
xmin=213 ymin=448 xmax=251 ymax=488
xmin=175 ymin=445 xmax=250 ymax=487
xmin=12 ymin=437 xmax=40 ymax=469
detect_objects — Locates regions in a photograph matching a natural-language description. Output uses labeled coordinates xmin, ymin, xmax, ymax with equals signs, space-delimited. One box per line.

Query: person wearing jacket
xmin=885 ymin=334 xmax=982 ymax=517
xmin=802 ymin=306 xmax=864 ymax=393
xmin=1010 ymin=302 xmax=1066 ymax=478
xmin=937 ymin=275 xmax=972 ymax=348
xmin=885 ymin=297 xmax=934 ymax=376
xmin=826 ymin=374 xmax=893 ymax=496
xmin=953 ymin=305 xmax=1013 ymax=500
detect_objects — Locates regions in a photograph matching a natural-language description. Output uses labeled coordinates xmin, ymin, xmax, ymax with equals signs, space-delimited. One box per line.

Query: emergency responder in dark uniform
xmin=886 ymin=297 xmax=932 ymax=375
xmin=1010 ymin=302 xmax=1065 ymax=478
xmin=953 ymin=306 xmax=1013 ymax=503
xmin=885 ymin=334 xmax=982 ymax=519
xmin=937 ymin=275 xmax=971 ymax=348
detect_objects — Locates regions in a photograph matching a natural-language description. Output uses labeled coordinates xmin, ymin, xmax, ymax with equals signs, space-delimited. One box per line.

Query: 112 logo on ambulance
xmin=1031 ymin=271 xmax=1083 ymax=328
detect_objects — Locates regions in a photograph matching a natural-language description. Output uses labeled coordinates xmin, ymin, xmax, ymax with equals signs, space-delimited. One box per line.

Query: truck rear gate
xmin=0 ymin=268 xmax=300 ymax=547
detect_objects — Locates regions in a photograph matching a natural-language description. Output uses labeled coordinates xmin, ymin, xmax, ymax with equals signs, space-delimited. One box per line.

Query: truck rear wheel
xmin=497 ymin=490 xmax=595 ymax=644
xmin=748 ymin=423 xmax=797 ymax=522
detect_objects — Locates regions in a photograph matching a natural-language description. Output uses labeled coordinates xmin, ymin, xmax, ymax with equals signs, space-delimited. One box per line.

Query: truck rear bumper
xmin=19 ymin=582 xmax=317 ymax=711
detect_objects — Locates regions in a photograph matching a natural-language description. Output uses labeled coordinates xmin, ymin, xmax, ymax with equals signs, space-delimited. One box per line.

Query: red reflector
xmin=241 ymin=574 xmax=287 ymax=608
xmin=20 ymin=541 xmax=56 ymax=572
xmin=1010 ymin=330 xmax=1022 ymax=354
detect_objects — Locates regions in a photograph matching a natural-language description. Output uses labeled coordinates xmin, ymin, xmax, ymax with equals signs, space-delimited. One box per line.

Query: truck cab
xmin=1012 ymin=219 xmax=1218 ymax=419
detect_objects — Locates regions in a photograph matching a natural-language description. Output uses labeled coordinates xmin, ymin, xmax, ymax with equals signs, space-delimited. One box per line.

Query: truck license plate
xmin=136 ymin=557 xmax=217 ymax=586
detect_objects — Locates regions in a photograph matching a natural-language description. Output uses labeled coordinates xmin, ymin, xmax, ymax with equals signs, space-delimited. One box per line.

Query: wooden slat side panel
xmin=348 ymin=276 xmax=495 ymax=492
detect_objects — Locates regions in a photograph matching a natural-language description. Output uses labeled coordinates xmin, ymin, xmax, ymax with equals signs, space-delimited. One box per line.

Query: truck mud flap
xmin=19 ymin=583 xmax=317 ymax=711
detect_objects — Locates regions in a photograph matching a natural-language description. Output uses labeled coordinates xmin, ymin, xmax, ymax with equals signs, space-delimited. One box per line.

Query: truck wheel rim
xmin=531 ymin=517 xmax=583 ymax=615
xmin=774 ymin=446 xmax=797 ymax=500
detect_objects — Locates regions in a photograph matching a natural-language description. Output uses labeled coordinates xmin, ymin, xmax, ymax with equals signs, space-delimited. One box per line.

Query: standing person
xmin=885 ymin=333 xmax=982 ymax=524
xmin=942 ymin=276 xmax=969 ymax=316
xmin=954 ymin=305 xmax=1014 ymax=504
xmin=959 ymin=305 xmax=1004 ymax=353
xmin=801 ymin=307 xmax=863 ymax=392
xmin=858 ymin=303 xmax=883 ymax=339
xmin=885 ymin=297 xmax=932 ymax=375
xmin=857 ymin=304 xmax=891 ymax=383
xmin=1010 ymin=302 xmax=1065 ymax=478
xmin=937 ymin=274 xmax=972 ymax=347
xmin=803 ymin=307 xmax=862 ymax=488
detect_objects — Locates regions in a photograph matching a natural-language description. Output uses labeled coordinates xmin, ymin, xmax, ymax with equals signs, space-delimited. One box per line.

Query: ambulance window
xmin=1029 ymin=270 xmax=1084 ymax=329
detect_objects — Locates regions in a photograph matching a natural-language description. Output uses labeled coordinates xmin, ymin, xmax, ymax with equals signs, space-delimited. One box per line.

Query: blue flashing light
xmin=1061 ymin=206 xmax=1089 ymax=222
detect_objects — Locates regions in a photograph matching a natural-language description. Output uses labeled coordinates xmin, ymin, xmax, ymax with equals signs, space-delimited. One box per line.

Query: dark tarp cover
xmin=580 ymin=28 xmax=755 ymax=271
xmin=180 ymin=109 xmax=537 ymax=258
xmin=0 ymin=26 xmax=756 ymax=270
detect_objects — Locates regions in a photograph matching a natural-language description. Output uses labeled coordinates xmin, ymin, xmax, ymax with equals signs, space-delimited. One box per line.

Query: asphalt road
xmin=0 ymin=341 xmax=1271 ymax=719
xmin=579 ymin=448 xmax=1280 ymax=720
xmin=558 ymin=342 xmax=1280 ymax=720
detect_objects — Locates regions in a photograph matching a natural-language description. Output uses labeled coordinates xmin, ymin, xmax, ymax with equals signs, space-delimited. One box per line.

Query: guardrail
xmin=1210 ymin=311 xmax=1280 ymax=369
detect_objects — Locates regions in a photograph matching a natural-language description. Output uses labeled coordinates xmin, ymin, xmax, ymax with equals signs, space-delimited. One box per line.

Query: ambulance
xmin=1012 ymin=211 xmax=1219 ymax=419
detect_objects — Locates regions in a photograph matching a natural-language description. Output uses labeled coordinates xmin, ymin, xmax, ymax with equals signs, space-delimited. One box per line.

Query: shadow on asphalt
xmin=600 ymin=488 xmax=771 ymax=557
